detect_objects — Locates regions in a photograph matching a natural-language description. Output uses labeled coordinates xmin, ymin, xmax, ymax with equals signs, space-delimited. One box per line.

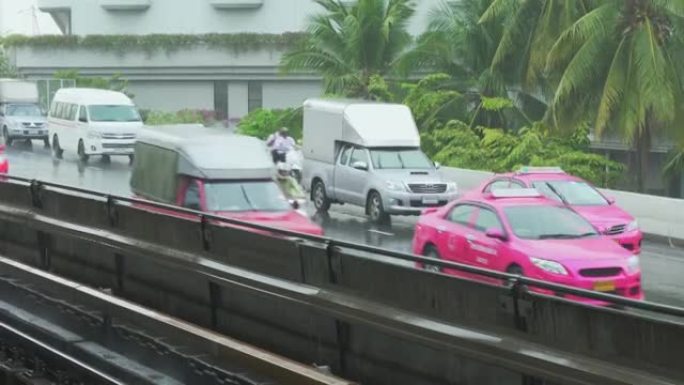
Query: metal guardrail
xmin=0 ymin=175 xmax=681 ymax=385
xmin=12 ymin=175 xmax=684 ymax=317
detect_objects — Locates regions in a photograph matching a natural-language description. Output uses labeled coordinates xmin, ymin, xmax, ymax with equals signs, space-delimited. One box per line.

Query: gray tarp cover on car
xmin=130 ymin=124 xmax=275 ymax=203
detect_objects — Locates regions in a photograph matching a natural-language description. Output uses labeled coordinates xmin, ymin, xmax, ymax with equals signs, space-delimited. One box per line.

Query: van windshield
xmin=369 ymin=148 xmax=434 ymax=169
xmin=87 ymin=105 xmax=141 ymax=122
xmin=7 ymin=104 xmax=42 ymax=117
xmin=204 ymin=181 xmax=292 ymax=212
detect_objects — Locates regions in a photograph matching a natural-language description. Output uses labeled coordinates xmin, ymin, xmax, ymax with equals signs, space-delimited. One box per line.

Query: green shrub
xmin=237 ymin=108 xmax=303 ymax=140
xmin=143 ymin=109 xmax=216 ymax=126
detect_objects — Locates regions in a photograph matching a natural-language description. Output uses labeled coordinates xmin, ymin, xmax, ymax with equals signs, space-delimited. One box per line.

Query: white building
xmin=4 ymin=0 xmax=448 ymax=120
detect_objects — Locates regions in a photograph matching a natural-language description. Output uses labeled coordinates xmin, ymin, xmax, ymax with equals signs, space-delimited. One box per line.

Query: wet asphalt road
xmin=4 ymin=140 xmax=684 ymax=309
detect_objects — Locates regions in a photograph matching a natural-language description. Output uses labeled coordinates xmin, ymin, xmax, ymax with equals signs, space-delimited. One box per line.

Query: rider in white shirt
xmin=267 ymin=127 xmax=296 ymax=163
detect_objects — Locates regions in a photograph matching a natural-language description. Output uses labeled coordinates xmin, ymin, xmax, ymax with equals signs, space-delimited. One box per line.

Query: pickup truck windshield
xmin=369 ymin=149 xmax=433 ymax=169
xmin=87 ymin=105 xmax=141 ymax=122
xmin=7 ymin=104 xmax=42 ymax=117
xmin=204 ymin=181 xmax=292 ymax=212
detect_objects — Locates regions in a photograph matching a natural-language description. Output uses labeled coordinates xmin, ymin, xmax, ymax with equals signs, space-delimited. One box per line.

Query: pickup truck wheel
xmin=43 ymin=137 xmax=50 ymax=148
xmin=367 ymin=191 xmax=389 ymax=224
xmin=77 ymin=140 xmax=89 ymax=163
xmin=52 ymin=135 xmax=63 ymax=159
xmin=312 ymin=180 xmax=331 ymax=212
xmin=3 ymin=127 xmax=13 ymax=146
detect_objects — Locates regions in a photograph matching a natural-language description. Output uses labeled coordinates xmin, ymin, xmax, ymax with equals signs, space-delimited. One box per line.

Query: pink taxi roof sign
xmin=515 ymin=166 xmax=565 ymax=175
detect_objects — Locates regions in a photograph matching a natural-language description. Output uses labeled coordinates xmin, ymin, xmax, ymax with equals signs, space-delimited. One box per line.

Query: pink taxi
xmin=472 ymin=167 xmax=642 ymax=254
xmin=412 ymin=189 xmax=643 ymax=303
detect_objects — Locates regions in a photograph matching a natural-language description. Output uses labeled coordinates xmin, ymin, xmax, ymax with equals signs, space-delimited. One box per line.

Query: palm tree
xmin=545 ymin=0 xmax=684 ymax=192
xmin=280 ymin=0 xmax=415 ymax=99
xmin=480 ymin=0 xmax=594 ymax=93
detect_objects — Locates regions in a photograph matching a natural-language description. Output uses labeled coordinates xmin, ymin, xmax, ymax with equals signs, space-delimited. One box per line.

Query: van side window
xmin=68 ymin=104 xmax=78 ymax=121
xmin=78 ymin=106 xmax=88 ymax=123
xmin=54 ymin=103 xmax=64 ymax=119
xmin=183 ymin=181 xmax=202 ymax=210
xmin=339 ymin=145 xmax=352 ymax=166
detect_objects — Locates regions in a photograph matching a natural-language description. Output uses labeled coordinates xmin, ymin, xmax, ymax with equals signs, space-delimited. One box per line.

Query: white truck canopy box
xmin=0 ymin=79 xmax=39 ymax=103
xmin=303 ymin=98 xmax=420 ymax=164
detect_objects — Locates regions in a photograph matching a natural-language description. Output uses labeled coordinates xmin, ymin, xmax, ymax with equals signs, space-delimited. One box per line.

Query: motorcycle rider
xmin=267 ymin=127 xmax=295 ymax=164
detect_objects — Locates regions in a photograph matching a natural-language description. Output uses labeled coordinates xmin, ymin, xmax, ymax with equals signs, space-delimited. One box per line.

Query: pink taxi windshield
xmin=531 ymin=180 xmax=608 ymax=206
xmin=504 ymin=205 xmax=599 ymax=240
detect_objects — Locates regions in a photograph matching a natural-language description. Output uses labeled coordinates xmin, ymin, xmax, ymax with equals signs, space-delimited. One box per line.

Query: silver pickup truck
xmin=0 ymin=79 xmax=48 ymax=147
xmin=302 ymin=98 xmax=458 ymax=223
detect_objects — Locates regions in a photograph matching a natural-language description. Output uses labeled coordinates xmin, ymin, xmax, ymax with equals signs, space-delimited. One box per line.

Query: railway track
xmin=0 ymin=255 xmax=352 ymax=385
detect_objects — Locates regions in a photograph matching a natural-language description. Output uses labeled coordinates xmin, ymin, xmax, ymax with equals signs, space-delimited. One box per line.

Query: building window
xmin=213 ymin=81 xmax=228 ymax=120
xmin=248 ymin=81 xmax=262 ymax=112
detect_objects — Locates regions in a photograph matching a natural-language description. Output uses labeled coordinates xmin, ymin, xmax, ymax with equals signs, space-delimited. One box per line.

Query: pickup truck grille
xmin=21 ymin=122 xmax=44 ymax=128
xmin=408 ymin=183 xmax=447 ymax=194
xmin=604 ymin=224 xmax=627 ymax=235
xmin=102 ymin=133 xmax=136 ymax=140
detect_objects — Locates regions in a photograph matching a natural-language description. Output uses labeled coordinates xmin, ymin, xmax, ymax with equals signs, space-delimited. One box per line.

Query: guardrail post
xmin=29 ymin=179 xmax=43 ymax=209
xmin=36 ymin=232 xmax=51 ymax=270
xmin=114 ymin=254 xmax=125 ymax=294
xmin=106 ymin=196 xmax=119 ymax=227
xmin=208 ymin=282 xmax=221 ymax=330
xmin=199 ymin=215 xmax=212 ymax=252
xmin=334 ymin=320 xmax=350 ymax=376
xmin=325 ymin=242 xmax=341 ymax=284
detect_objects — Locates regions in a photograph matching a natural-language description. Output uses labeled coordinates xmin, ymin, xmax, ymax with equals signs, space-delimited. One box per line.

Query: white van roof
xmin=136 ymin=125 xmax=274 ymax=180
xmin=52 ymin=88 xmax=134 ymax=106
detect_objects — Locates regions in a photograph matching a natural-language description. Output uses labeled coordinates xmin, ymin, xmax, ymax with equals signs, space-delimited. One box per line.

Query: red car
xmin=412 ymin=188 xmax=643 ymax=304
xmin=0 ymin=144 xmax=8 ymax=174
xmin=469 ymin=167 xmax=642 ymax=254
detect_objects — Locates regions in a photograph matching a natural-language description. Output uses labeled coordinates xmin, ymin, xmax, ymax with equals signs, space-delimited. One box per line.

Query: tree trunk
xmin=634 ymin=123 xmax=652 ymax=193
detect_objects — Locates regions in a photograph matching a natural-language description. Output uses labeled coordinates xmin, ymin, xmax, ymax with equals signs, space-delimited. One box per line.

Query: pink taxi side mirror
xmin=606 ymin=196 xmax=616 ymax=205
xmin=485 ymin=228 xmax=507 ymax=241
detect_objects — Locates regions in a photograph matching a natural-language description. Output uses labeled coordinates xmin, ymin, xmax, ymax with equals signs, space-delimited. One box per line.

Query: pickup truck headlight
xmin=386 ymin=180 xmax=406 ymax=191
xmin=446 ymin=182 xmax=457 ymax=193
xmin=530 ymin=257 xmax=568 ymax=275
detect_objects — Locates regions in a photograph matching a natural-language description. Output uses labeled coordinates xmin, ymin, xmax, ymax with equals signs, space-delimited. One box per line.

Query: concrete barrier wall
xmin=439 ymin=167 xmax=684 ymax=242
xmin=0 ymin=181 xmax=681 ymax=384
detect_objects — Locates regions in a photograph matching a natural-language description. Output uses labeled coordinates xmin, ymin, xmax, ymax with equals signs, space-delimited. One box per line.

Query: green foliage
xmin=280 ymin=0 xmax=415 ymax=98
xmin=0 ymin=33 xmax=306 ymax=55
xmin=237 ymin=108 xmax=303 ymax=140
xmin=480 ymin=96 xmax=514 ymax=111
xmin=0 ymin=48 xmax=16 ymax=78
xmin=54 ymin=70 xmax=132 ymax=97
xmin=402 ymin=73 xmax=466 ymax=131
xmin=424 ymin=121 xmax=624 ymax=187
xmin=143 ymin=109 xmax=216 ymax=126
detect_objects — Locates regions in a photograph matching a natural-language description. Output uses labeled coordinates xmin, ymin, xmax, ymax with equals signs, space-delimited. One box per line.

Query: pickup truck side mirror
xmin=434 ymin=161 xmax=441 ymax=169
xmin=351 ymin=161 xmax=368 ymax=171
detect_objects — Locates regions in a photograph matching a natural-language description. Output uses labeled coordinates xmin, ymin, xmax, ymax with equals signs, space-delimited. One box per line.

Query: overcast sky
xmin=0 ymin=0 xmax=60 ymax=36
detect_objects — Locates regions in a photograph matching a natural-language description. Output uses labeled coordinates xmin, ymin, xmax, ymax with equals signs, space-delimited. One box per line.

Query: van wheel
xmin=367 ymin=191 xmax=389 ymax=224
xmin=77 ymin=140 xmax=89 ymax=163
xmin=101 ymin=155 xmax=111 ymax=164
xmin=423 ymin=246 xmax=442 ymax=273
xmin=52 ymin=135 xmax=63 ymax=159
xmin=312 ymin=180 xmax=331 ymax=212
xmin=128 ymin=154 xmax=135 ymax=164
xmin=3 ymin=127 xmax=13 ymax=146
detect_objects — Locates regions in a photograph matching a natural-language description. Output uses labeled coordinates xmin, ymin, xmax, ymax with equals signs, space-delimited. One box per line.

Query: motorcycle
xmin=286 ymin=148 xmax=303 ymax=185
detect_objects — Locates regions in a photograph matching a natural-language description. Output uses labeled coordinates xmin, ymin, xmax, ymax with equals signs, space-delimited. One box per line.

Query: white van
xmin=48 ymin=88 xmax=143 ymax=162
